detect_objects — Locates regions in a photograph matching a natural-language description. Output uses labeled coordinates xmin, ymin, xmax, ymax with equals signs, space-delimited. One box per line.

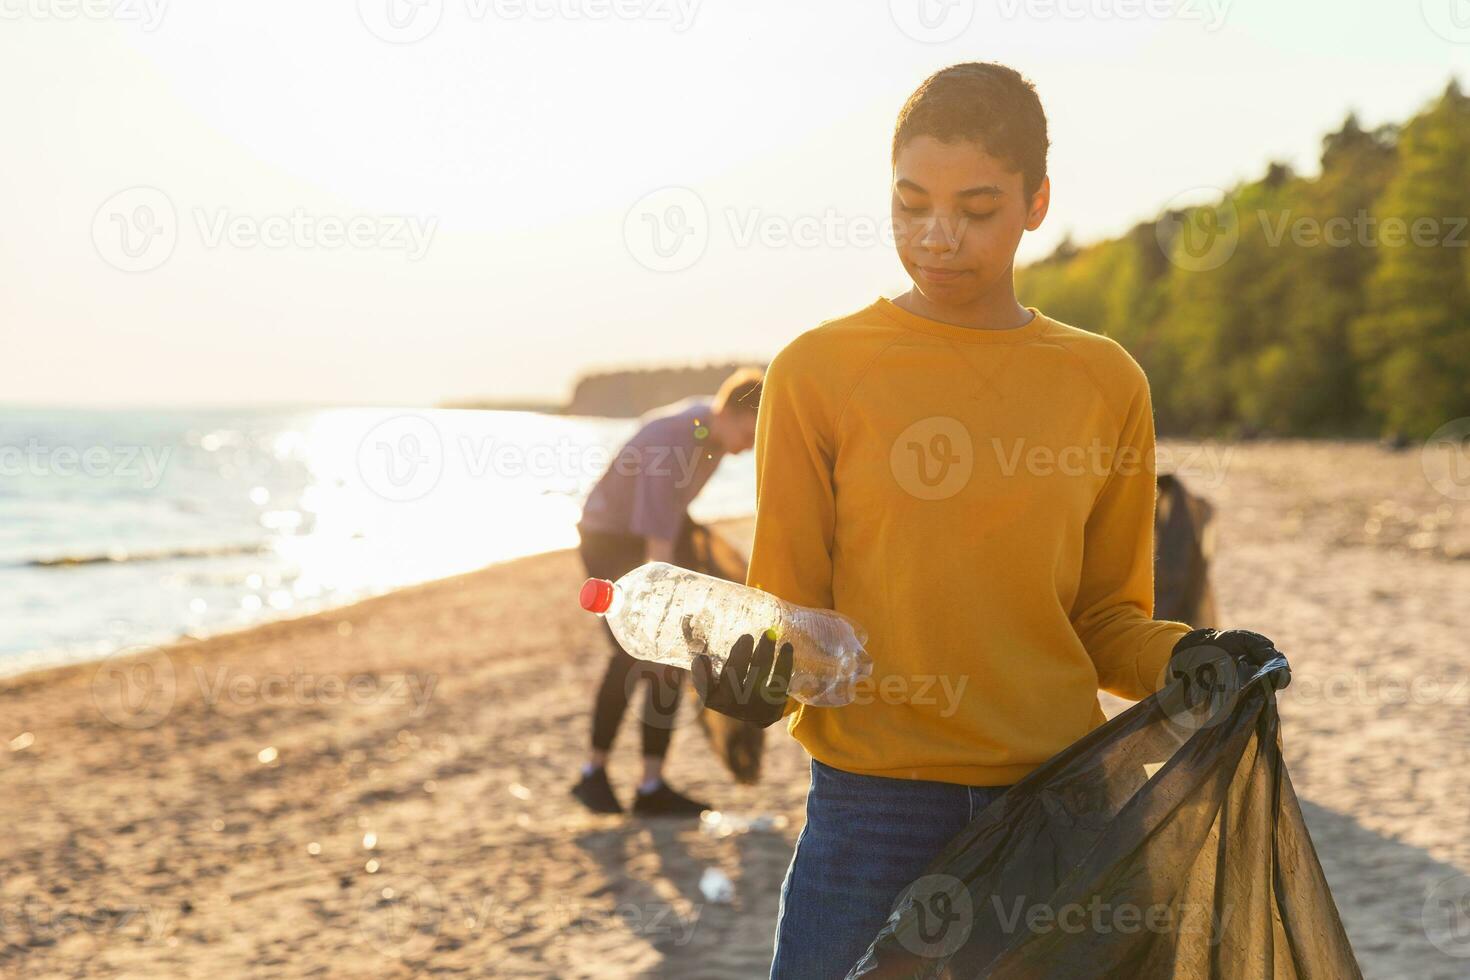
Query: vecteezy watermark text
xmin=623 ymin=189 xmax=976 ymax=273
xmin=355 ymin=413 xmax=720 ymax=502
xmin=0 ymin=900 xmax=177 ymax=945
xmin=1282 ymin=670 xmax=1470 ymax=708
xmin=192 ymin=208 xmax=436 ymax=260
xmin=887 ymin=0 xmax=1227 ymax=44
xmin=193 ymin=667 xmax=438 ymax=717
xmin=1258 ymin=210 xmax=1469 ymax=249
xmin=991 ymin=438 xmax=1236 ymax=484
xmin=92 ymin=187 xmax=437 ymax=273
xmin=994 ymin=0 xmax=1229 ymax=30
xmin=0 ymin=440 xmax=171 ymax=488
xmin=0 ymin=0 xmax=168 ymax=30
xmin=1157 ymin=188 xmax=1470 ymax=273
xmin=991 ymin=895 xmax=1235 ymax=943
xmin=356 ymin=874 xmax=703 ymax=957
xmin=357 ymin=0 xmax=701 ymax=44
xmin=891 ymin=422 xmax=1235 ymax=501
xmin=847 ymin=672 xmax=970 ymax=717
xmin=91 ymin=647 xmax=441 ymax=729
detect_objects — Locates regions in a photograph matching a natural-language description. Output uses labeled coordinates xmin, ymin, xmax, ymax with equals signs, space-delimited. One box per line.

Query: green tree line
xmin=1018 ymin=81 xmax=1470 ymax=439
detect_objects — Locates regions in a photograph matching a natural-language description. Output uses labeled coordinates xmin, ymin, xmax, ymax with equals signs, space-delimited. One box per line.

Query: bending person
xmin=570 ymin=368 xmax=763 ymax=817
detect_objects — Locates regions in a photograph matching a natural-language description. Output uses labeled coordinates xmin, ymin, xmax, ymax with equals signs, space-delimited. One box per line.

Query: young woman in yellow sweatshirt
xmin=693 ymin=62 xmax=1290 ymax=978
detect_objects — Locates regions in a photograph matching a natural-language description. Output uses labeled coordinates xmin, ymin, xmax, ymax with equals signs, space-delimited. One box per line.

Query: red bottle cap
xmin=579 ymin=578 xmax=614 ymax=613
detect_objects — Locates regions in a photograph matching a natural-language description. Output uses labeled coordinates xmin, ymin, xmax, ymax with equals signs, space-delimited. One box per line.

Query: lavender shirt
xmin=578 ymin=398 xmax=725 ymax=541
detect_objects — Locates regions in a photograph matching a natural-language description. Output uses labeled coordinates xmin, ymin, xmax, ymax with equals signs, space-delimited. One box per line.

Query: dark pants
xmin=580 ymin=516 xmax=701 ymax=759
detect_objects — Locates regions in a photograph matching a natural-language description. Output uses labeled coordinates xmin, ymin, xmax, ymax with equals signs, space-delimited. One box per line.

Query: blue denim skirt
xmin=769 ymin=758 xmax=1011 ymax=979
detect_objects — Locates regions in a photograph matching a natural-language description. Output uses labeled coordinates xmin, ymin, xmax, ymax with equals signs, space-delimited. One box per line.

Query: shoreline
xmin=1 ymin=515 xmax=758 ymax=688
xmin=0 ymin=516 xmax=759 ymax=691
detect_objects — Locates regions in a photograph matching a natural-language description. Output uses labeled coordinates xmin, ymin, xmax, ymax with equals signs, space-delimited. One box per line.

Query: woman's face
xmin=891 ymin=135 xmax=1049 ymax=307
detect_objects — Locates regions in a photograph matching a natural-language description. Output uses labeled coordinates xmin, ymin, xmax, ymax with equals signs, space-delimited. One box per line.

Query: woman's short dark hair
xmin=893 ymin=62 xmax=1050 ymax=199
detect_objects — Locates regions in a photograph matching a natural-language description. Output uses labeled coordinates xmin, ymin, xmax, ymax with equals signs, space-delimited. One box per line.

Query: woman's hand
xmin=692 ymin=631 xmax=794 ymax=728
xmin=1171 ymin=627 xmax=1291 ymax=690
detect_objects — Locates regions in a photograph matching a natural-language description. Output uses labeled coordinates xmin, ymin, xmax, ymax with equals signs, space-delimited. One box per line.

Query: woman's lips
xmin=917 ymin=265 xmax=967 ymax=283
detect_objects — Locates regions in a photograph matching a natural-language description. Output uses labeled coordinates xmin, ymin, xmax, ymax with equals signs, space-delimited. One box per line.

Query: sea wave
xmin=22 ymin=543 xmax=267 ymax=568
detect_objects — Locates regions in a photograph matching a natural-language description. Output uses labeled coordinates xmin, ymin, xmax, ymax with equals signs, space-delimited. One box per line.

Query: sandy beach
xmin=3 ymin=439 xmax=1469 ymax=979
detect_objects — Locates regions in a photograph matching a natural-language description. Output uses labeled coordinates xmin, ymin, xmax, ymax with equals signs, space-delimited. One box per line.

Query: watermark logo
xmin=357 ymin=874 xmax=445 ymax=957
xmin=624 ymin=659 xmax=703 ymax=733
xmin=1157 ymin=643 xmax=1239 ymax=732
xmin=92 ymin=186 xmax=177 ymax=273
xmin=1422 ymin=418 xmax=1470 ymax=501
xmin=358 ymin=0 xmax=444 ymax=42
xmin=1423 ymin=873 xmax=1470 ymax=957
xmin=1422 ymin=0 xmax=1470 ymax=43
xmin=891 ymin=416 xmax=973 ymax=500
xmin=91 ymin=646 xmax=178 ymax=730
xmin=889 ymin=0 xmax=975 ymax=42
xmin=1156 ymin=187 xmax=1238 ymax=272
xmin=624 ymin=187 xmax=709 ymax=272
xmin=894 ymin=874 xmax=974 ymax=958
xmin=357 ymin=414 xmax=445 ymax=503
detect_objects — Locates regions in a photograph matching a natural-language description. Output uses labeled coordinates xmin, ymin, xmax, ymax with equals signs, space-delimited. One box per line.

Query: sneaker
xmin=631 ymin=781 xmax=711 ymax=818
xmin=570 ymin=767 xmax=623 ymax=814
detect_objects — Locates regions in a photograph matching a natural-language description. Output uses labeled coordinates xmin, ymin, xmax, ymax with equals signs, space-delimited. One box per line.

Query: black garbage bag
xmin=848 ymin=655 xmax=1361 ymax=979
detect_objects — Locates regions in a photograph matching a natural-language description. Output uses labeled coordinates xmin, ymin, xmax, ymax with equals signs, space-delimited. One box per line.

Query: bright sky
xmin=3 ymin=0 xmax=1466 ymax=408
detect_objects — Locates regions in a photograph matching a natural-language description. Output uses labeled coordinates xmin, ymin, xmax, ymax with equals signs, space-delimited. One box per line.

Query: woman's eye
xmin=964 ymin=211 xmax=998 ymax=221
xmin=897 ymin=203 xmax=928 ymax=214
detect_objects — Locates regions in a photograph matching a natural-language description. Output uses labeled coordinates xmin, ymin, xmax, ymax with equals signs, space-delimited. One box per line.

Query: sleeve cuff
xmin=1137 ymin=623 xmax=1193 ymax=696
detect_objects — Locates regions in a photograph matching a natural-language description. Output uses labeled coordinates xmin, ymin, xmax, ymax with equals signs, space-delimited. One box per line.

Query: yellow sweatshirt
xmin=745 ymin=297 xmax=1193 ymax=786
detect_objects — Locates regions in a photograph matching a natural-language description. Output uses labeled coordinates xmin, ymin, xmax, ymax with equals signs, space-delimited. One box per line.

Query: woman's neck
xmin=893 ymin=282 xmax=1032 ymax=331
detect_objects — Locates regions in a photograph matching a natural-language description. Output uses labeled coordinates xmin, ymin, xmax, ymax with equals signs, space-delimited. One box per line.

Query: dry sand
xmin=1 ymin=439 xmax=1467 ymax=978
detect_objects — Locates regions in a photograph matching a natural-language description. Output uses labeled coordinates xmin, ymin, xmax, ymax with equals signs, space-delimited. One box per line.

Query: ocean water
xmin=0 ymin=406 xmax=755 ymax=676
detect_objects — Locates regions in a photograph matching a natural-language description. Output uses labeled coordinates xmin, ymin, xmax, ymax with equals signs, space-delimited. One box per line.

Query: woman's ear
xmin=1025 ymin=176 xmax=1051 ymax=232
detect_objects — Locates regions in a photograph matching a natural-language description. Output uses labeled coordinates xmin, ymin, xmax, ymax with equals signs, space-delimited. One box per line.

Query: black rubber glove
xmin=1171 ymin=627 xmax=1291 ymax=691
xmin=692 ymin=631 xmax=794 ymax=729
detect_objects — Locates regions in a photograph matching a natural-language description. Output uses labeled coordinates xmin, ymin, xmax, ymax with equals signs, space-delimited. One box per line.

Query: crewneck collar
xmin=875 ymin=296 xmax=1049 ymax=346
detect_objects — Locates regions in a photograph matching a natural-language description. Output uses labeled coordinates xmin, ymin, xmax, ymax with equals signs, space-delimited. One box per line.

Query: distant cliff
xmin=564 ymin=363 xmax=764 ymax=418
xmin=442 ymin=362 xmax=766 ymax=417
xmin=439 ymin=397 xmax=564 ymax=413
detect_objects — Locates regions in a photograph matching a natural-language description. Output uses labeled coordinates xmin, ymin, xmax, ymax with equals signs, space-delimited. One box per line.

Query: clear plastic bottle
xmin=579 ymin=562 xmax=872 ymax=707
